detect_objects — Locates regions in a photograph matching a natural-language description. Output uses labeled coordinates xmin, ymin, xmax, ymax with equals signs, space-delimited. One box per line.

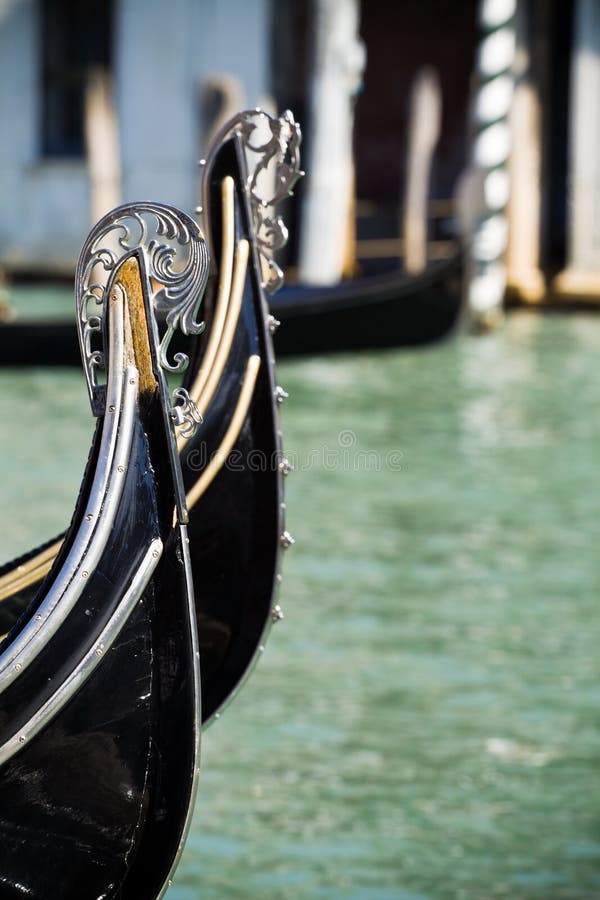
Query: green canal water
xmin=1 ymin=310 xmax=599 ymax=898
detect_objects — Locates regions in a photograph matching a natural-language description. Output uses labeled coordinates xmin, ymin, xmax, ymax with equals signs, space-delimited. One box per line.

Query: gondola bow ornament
xmin=0 ymin=202 xmax=209 ymax=898
xmin=76 ymin=202 xmax=209 ymax=415
xmin=0 ymin=108 xmax=303 ymax=730
xmin=201 ymin=108 xmax=303 ymax=293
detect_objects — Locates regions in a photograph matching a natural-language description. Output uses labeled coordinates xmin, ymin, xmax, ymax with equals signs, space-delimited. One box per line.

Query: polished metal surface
xmin=279 ymin=458 xmax=293 ymax=477
xmin=170 ymin=387 xmax=203 ymax=440
xmin=201 ymin=109 xmax=303 ymax=293
xmin=280 ymin=531 xmax=295 ymax=550
xmin=75 ymin=202 xmax=210 ymax=416
xmin=0 ymin=538 xmax=163 ymax=767
xmin=0 ymin=288 xmax=138 ymax=690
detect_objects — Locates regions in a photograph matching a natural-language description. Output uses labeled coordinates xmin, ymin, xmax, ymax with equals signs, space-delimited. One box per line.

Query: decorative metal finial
xmin=170 ymin=387 xmax=203 ymax=440
xmin=201 ymin=108 xmax=303 ymax=294
xmin=75 ymin=202 xmax=210 ymax=415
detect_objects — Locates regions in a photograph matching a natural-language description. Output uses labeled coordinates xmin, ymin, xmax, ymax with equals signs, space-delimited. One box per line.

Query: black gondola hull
xmin=0 ymin=255 xmax=463 ymax=366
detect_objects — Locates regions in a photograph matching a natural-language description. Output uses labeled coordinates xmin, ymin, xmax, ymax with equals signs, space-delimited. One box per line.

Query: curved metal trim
xmin=0 ymin=538 xmax=163 ymax=767
xmin=157 ymin=522 xmax=201 ymax=899
xmin=0 ymin=289 xmax=138 ymax=691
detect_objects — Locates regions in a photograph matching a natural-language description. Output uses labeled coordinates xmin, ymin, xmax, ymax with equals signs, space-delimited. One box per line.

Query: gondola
xmin=0 ymin=256 xmax=463 ymax=364
xmin=0 ymin=124 xmax=463 ymax=366
xmin=271 ymin=252 xmax=463 ymax=356
xmin=0 ymin=203 xmax=207 ymax=897
xmin=0 ymin=109 xmax=301 ymax=724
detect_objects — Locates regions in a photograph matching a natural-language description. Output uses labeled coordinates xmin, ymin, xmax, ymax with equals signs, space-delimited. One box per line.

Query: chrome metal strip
xmin=0 ymin=538 xmax=163 ymax=767
xmin=0 ymin=290 xmax=137 ymax=690
xmin=157 ymin=522 xmax=201 ymax=899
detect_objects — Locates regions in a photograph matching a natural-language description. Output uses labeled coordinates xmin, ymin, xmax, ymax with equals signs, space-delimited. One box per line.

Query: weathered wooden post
xmin=85 ymin=68 xmax=122 ymax=225
xmin=505 ymin=1 xmax=545 ymax=304
xmin=554 ymin=0 xmax=600 ymax=300
xmin=298 ymin=0 xmax=366 ymax=285
xmin=403 ymin=67 xmax=442 ymax=275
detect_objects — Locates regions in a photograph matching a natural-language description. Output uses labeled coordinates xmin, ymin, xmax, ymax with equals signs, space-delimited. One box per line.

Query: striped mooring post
xmin=468 ymin=0 xmax=517 ymax=328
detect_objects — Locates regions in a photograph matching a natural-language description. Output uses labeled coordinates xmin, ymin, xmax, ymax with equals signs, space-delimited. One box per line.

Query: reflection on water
xmin=1 ymin=310 xmax=600 ymax=898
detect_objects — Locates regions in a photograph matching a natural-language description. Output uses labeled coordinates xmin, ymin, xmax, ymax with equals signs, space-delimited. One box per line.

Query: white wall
xmin=0 ymin=0 xmax=269 ymax=271
xmin=0 ymin=0 xmax=90 ymax=271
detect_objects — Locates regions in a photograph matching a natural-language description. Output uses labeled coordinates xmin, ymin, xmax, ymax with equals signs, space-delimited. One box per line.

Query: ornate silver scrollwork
xmin=75 ymin=202 xmax=210 ymax=415
xmin=202 ymin=108 xmax=303 ymax=293
xmin=170 ymin=387 xmax=203 ymax=440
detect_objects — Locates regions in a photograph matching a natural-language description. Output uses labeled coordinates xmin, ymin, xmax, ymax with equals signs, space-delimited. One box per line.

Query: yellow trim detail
xmin=184 ymin=177 xmax=236 ymax=410
xmin=195 ymin=239 xmax=249 ymax=423
xmin=0 ymin=539 xmax=63 ymax=603
xmin=186 ymin=355 xmax=261 ymax=510
xmin=0 ymin=181 xmax=253 ymax=606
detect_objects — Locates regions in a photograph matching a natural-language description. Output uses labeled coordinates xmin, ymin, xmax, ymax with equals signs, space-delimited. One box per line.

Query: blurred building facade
xmin=0 ymin=0 xmax=269 ymax=274
xmin=0 ymin=0 xmax=598 ymax=310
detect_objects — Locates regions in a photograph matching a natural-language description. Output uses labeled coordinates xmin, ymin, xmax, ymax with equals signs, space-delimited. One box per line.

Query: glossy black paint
xmin=0 ymin=393 xmax=198 ymax=895
xmin=270 ymin=253 xmax=464 ymax=356
xmin=0 ymin=590 xmax=154 ymax=899
xmin=181 ymin=135 xmax=283 ymax=720
xmin=0 ymin=135 xmax=284 ymax=725
xmin=0 ymin=415 xmax=159 ymax=743
xmin=0 ymin=256 xmax=463 ymax=366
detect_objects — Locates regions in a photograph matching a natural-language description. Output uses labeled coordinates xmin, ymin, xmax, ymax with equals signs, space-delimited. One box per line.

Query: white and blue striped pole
xmin=468 ymin=0 xmax=517 ymax=327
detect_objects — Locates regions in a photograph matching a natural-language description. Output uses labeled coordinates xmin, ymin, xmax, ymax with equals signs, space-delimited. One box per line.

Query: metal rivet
xmin=271 ymin=605 xmax=284 ymax=623
xmin=86 ymin=513 xmax=93 ymax=521
xmin=275 ymin=386 xmax=289 ymax=404
xmin=195 ymin=205 xmax=203 ymax=214
xmin=35 ymin=614 xmax=42 ymax=621
xmin=117 ymin=465 xmax=125 ymax=473
xmin=108 ymin=405 xmax=115 ymax=413
xmin=279 ymin=458 xmax=293 ymax=476
xmin=14 ymin=663 xmax=21 ymax=672
xmin=199 ymin=158 xmax=206 ymax=166
xmin=280 ymin=531 xmax=295 ymax=549
xmin=268 ymin=315 xmax=281 ymax=334
xmin=81 ymin=570 xmax=89 ymax=579
xmin=96 ymin=647 xmax=103 ymax=657
xmin=129 ymin=378 xmax=136 ymax=385
xmin=18 ymin=735 xmax=25 ymax=744
xmin=152 ymin=550 xmax=160 ymax=559
xmin=276 ymin=573 xmax=283 ymax=584
xmin=259 ymin=644 xmax=265 ymax=653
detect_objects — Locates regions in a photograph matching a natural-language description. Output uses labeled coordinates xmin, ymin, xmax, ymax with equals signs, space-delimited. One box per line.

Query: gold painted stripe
xmin=194 ymin=239 xmax=249 ymax=421
xmin=118 ymin=256 xmax=157 ymax=396
xmin=0 ymin=185 xmax=245 ymax=606
xmin=186 ymin=354 xmax=261 ymax=510
xmin=0 ymin=539 xmax=63 ymax=602
xmin=185 ymin=177 xmax=236 ymax=408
